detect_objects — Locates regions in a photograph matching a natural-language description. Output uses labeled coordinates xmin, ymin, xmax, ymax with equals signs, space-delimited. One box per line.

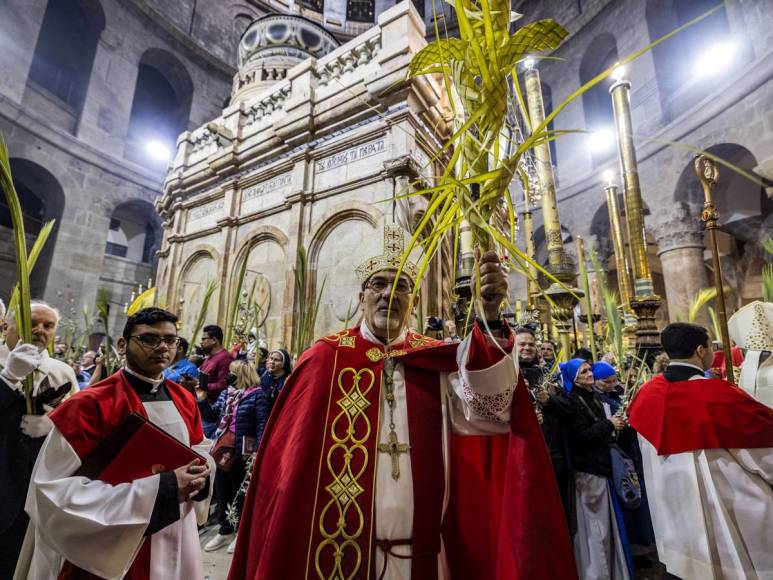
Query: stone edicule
xmin=156 ymin=2 xmax=451 ymax=349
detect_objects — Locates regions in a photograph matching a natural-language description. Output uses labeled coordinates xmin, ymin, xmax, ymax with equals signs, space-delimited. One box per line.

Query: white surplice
xmin=16 ymin=400 xmax=215 ymax=580
xmin=639 ymin=437 xmax=773 ymax=579
xmin=360 ymin=322 xmax=518 ymax=580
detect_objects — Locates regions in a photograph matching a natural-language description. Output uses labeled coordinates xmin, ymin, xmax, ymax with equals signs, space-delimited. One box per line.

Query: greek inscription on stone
xmin=242 ymin=173 xmax=293 ymax=203
xmin=315 ymin=139 xmax=386 ymax=174
xmin=188 ymin=199 xmax=224 ymax=222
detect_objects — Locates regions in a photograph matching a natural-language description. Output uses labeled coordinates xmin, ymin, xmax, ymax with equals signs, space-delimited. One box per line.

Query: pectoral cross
xmin=378 ymin=430 xmax=410 ymax=481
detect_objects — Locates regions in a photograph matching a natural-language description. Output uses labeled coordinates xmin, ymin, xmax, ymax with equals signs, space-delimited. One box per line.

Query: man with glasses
xmin=230 ymin=224 xmax=574 ymax=580
xmin=17 ymin=308 xmax=214 ymax=579
xmin=185 ymin=324 xmax=233 ymax=438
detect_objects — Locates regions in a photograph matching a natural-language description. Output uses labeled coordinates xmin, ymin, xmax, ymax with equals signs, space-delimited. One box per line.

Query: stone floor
xmin=198 ymin=523 xmax=670 ymax=580
xmin=199 ymin=525 xmax=234 ymax=580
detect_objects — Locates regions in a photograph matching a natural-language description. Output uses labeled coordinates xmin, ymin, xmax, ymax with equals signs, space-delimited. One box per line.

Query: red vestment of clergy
xmin=48 ymin=371 xmax=204 ymax=580
xmin=628 ymin=374 xmax=773 ymax=455
xmin=229 ymin=325 xmax=576 ymax=580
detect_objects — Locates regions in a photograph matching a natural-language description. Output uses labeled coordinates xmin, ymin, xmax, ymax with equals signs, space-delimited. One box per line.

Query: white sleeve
xmin=25 ymin=426 xmax=159 ymax=579
xmin=727 ymin=447 xmax=773 ymax=485
xmin=445 ymin=332 xmax=517 ymax=435
xmin=191 ymin=437 xmax=216 ymax=525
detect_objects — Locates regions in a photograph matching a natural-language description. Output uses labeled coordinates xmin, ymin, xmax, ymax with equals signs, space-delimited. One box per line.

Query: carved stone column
xmin=653 ymin=203 xmax=710 ymax=323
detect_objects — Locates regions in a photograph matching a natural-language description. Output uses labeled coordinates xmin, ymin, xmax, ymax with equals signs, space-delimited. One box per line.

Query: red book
xmin=75 ymin=412 xmax=206 ymax=485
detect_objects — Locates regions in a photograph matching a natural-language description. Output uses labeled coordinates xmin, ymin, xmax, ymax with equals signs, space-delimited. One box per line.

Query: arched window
xmin=126 ymin=49 xmax=193 ymax=165
xmin=579 ymin=33 xmax=618 ymax=165
xmin=0 ymin=160 xmax=65 ymax=298
xmin=105 ymin=200 xmax=162 ymax=266
xmin=646 ymin=0 xmax=731 ymax=122
xmin=347 ymin=0 xmax=375 ymax=22
xmin=26 ymin=0 xmax=105 ymax=128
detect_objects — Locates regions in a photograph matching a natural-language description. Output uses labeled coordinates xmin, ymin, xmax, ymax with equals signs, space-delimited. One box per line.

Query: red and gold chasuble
xmin=230 ymin=326 xmax=577 ymax=580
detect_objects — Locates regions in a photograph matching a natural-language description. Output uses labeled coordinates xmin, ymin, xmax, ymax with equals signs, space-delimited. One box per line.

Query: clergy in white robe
xmin=629 ymin=323 xmax=773 ymax=580
xmin=15 ymin=308 xmax=214 ymax=580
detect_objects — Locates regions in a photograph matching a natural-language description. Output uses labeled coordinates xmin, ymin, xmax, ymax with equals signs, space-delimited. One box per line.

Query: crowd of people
xmin=0 ymin=246 xmax=771 ymax=580
xmin=0 ymin=301 xmax=294 ymax=579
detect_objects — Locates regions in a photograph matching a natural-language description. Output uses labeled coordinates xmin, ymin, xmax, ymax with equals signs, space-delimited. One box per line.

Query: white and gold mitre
xmin=728 ymin=301 xmax=773 ymax=352
xmin=355 ymin=223 xmax=419 ymax=284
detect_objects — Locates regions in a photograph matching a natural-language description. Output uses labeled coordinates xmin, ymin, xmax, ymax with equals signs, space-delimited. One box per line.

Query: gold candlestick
xmin=609 ymin=68 xmax=661 ymax=355
xmin=603 ymin=181 xmax=634 ymax=313
xmin=576 ymin=236 xmax=597 ymax=360
xmin=694 ymin=155 xmax=735 ymax=384
xmin=525 ymin=61 xmax=581 ymax=360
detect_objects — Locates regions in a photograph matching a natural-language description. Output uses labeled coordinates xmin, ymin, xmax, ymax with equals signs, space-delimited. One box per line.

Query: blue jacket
xmin=234 ymin=386 xmax=270 ymax=455
xmin=163 ymin=358 xmax=199 ymax=384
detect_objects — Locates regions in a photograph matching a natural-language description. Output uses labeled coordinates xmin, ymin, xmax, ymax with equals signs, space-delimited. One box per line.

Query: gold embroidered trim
xmin=365 ymin=347 xmax=408 ymax=362
xmin=408 ymin=334 xmax=435 ymax=349
xmin=339 ymin=336 xmax=356 ymax=348
xmin=314 ymin=367 xmax=375 ymax=579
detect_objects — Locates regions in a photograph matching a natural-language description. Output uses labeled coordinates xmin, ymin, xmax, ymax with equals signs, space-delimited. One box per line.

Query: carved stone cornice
xmin=652 ymin=202 xmax=705 ymax=254
xmin=381 ymin=155 xmax=421 ymax=180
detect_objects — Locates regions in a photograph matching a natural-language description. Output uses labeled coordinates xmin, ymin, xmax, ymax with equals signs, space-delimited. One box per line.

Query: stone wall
xmin=0 ymin=0 xmax=237 ymax=332
xmin=515 ymin=0 xmax=773 ymax=322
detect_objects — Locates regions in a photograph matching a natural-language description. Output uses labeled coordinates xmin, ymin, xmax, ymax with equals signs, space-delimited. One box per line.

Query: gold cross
xmin=378 ymin=430 xmax=410 ymax=481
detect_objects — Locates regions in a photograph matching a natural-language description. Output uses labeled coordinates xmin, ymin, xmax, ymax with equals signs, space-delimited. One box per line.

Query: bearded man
xmin=229 ymin=225 xmax=575 ymax=580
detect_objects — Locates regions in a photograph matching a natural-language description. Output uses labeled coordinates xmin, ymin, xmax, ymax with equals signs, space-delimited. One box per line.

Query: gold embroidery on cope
xmin=365 ymin=348 xmax=408 ymax=362
xmin=314 ymin=367 xmax=375 ymax=580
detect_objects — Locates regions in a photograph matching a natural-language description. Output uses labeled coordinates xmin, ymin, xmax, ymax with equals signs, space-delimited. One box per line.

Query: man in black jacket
xmin=516 ymin=327 xmax=574 ymax=521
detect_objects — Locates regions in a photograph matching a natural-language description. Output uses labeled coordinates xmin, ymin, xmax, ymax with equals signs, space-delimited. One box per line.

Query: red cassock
xmin=628 ymin=374 xmax=773 ymax=455
xmin=229 ymin=326 xmax=577 ymax=580
xmin=48 ymin=371 xmax=204 ymax=580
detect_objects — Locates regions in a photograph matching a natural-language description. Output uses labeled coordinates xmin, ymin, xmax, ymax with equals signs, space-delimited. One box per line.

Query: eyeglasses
xmin=365 ymin=277 xmax=412 ymax=294
xmin=131 ymin=335 xmax=180 ymax=349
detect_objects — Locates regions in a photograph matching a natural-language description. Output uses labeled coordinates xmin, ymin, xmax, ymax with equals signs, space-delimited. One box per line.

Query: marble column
xmin=653 ymin=204 xmax=710 ymax=323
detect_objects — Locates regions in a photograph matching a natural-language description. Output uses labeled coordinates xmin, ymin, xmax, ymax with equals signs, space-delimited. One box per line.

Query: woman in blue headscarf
xmin=565 ymin=358 xmax=632 ymax=580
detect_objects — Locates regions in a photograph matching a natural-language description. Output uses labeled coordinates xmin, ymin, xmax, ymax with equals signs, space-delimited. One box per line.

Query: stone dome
xmin=232 ymin=14 xmax=340 ymax=102
xmin=239 ymin=14 xmax=340 ymax=69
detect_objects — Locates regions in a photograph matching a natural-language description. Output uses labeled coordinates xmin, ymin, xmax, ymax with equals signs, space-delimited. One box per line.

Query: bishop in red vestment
xmin=16 ymin=308 xmax=214 ymax=580
xmin=230 ymin=227 xmax=576 ymax=580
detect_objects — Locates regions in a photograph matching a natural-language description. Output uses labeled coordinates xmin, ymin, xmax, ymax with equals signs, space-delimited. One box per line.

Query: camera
xmin=425 ymin=316 xmax=444 ymax=332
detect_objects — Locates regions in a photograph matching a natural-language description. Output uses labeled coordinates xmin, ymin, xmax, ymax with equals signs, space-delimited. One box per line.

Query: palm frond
xmin=292 ymin=245 xmax=327 ymax=356
xmin=190 ymin=279 xmax=218 ymax=346
xmin=763 ymin=264 xmax=773 ymax=303
xmin=678 ymin=287 xmax=717 ymax=323
xmin=7 ymin=220 xmax=56 ymax=313
xmin=226 ymin=252 xmax=250 ymax=346
xmin=396 ymin=2 xmax=725 ymax=313
xmin=96 ymin=288 xmax=116 ymax=375
xmin=0 ymin=136 xmax=34 ymax=412
xmin=707 ymin=306 xmax=722 ymax=342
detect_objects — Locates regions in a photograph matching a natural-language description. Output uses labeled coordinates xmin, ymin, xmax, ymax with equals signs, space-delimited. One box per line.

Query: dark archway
xmin=0 ymin=160 xmax=65 ymax=300
xmin=106 ymin=200 xmax=163 ymax=270
xmin=579 ymin=33 xmax=618 ymax=166
xmin=126 ymin=49 xmax=194 ymax=166
xmin=645 ymin=0 xmax=731 ymax=122
xmin=25 ymin=0 xmax=105 ymax=131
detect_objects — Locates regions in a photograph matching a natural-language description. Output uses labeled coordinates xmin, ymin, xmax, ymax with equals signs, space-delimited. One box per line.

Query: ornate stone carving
xmin=651 ymin=202 xmax=704 ymax=254
xmin=245 ymin=84 xmax=292 ymax=126
xmin=317 ymin=37 xmax=381 ymax=87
